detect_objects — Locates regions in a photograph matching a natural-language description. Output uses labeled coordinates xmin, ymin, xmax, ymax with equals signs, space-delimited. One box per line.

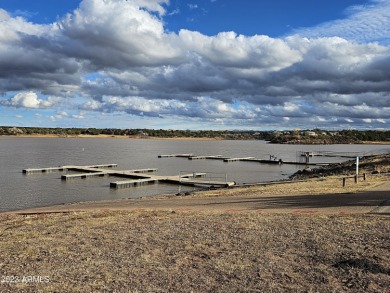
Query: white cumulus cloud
xmin=0 ymin=0 xmax=390 ymax=129
xmin=1 ymin=92 xmax=53 ymax=109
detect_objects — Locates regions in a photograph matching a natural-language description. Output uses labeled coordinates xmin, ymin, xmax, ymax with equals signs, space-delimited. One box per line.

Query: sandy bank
xmin=1 ymin=204 xmax=389 ymax=292
xmin=1 ymin=175 xmax=389 ymax=292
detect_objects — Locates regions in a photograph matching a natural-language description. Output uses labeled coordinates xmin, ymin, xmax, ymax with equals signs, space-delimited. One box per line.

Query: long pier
xmin=242 ymin=158 xmax=328 ymax=166
xmin=110 ymin=178 xmax=159 ymax=188
xmin=23 ymin=164 xmax=235 ymax=189
xmin=62 ymin=172 xmax=107 ymax=180
xmin=224 ymin=157 xmax=255 ymax=162
xmin=158 ymin=154 xmax=193 ymax=158
xmin=23 ymin=164 xmax=118 ymax=174
xmin=158 ymin=154 xmax=329 ymax=166
xmin=301 ymin=151 xmax=362 ymax=158
xmin=188 ymin=155 xmax=223 ymax=160
xmin=61 ymin=168 xmax=158 ymax=180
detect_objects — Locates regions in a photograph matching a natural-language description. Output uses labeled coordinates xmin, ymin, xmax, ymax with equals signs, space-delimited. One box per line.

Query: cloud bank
xmin=1 ymin=0 xmax=390 ymax=129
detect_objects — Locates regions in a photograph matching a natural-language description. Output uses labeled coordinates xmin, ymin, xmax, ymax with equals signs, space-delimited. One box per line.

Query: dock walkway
xmin=23 ymin=164 xmax=235 ymax=189
xmin=23 ymin=164 xmax=118 ymax=174
xmin=188 ymin=155 xmax=223 ymax=160
xmin=224 ymin=157 xmax=255 ymax=162
xmin=158 ymin=154 xmax=193 ymax=158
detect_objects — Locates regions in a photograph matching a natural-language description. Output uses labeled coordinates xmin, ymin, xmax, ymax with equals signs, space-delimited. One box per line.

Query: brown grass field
xmin=0 ymin=210 xmax=389 ymax=292
xmin=0 ymin=161 xmax=389 ymax=292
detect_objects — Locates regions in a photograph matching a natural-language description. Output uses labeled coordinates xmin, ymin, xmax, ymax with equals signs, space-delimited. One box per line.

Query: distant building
xmin=137 ymin=130 xmax=149 ymax=136
xmin=306 ymin=131 xmax=317 ymax=137
xmin=8 ymin=127 xmax=24 ymax=135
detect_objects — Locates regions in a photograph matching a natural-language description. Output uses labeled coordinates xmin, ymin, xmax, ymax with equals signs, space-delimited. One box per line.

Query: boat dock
xmin=23 ymin=164 xmax=118 ymax=174
xmin=158 ymin=154 xmax=193 ymax=158
xmin=61 ymin=168 xmax=158 ymax=180
xmin=110 ymin=178 xmax=159 ymax=188
xmin=242 ymin=159 xmax=328 ymax=166
xmin=62 ymin=172 xmax=107 ymax=180
xmin=162 ymin=173 xmax=234 ymax=188
xmin=301 ymin=151 xmax=361 ymax=158
xmin=158 ymin=154 xmax=329 ymax=166
xmin=23 ymin=164 xmax=235 ymax=189
xmin=224 ymin=157 xmax=255 ymax=162
xmin=188 ymin=155 xmax=223 ymax=160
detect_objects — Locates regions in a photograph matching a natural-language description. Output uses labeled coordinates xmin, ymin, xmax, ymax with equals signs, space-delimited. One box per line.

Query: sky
xmin=0 ymin=0 xmax=389 ymax=130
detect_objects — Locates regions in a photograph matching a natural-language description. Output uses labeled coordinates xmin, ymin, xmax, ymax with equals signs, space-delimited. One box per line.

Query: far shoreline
xmin=1 ymin=134 xmax=389 ymax=144
xmin=0 ymin=134 xmax=224 ymax=141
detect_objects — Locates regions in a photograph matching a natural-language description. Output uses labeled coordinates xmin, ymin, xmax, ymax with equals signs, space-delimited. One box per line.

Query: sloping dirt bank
xmin=0 ymin=210 xmax=389 ymax=292
xmin=9 ymin=175 xmax=389 ymax=215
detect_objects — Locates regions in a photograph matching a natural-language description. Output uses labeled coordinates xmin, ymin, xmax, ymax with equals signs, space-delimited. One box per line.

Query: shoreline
xmin=1 ymin=144 xmax=387 ymax=215
xmin=1 ymin=176 xmax=389 ymax=292
xmin=1 ymin=134 xmax=389 ymax=144
xmin=5 ymin=176 xmax=389 ymax=215
xmin=3 ymin=152 xmax=389 ymax=215
xmin=0 ymin=134 xmax=224 ymax=140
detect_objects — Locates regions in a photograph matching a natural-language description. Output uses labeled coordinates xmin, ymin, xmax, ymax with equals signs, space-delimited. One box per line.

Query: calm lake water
xmin=0 ymin=137 xmax=388 ymax=212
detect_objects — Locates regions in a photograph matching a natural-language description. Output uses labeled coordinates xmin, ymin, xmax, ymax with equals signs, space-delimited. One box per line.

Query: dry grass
xmin=0 ymin=211 xmax=389 ymax=292
xmin=195 ymin=175 xmax=388 ymax=198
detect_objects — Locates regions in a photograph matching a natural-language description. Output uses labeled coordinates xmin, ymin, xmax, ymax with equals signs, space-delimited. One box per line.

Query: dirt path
xmin=10 ymin=181 xmax=390 ymax=216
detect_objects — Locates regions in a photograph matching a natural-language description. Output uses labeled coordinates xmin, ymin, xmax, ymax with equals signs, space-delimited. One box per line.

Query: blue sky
xmin=1 ymin=0 xmax=369 ymax=36
xmin=0 ymin=0 xmax=389 ymax=130
xmin=165 ymin=0 xmax=369 ymax=37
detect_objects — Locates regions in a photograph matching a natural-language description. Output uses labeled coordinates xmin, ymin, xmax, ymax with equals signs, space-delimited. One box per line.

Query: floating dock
xmin=161 ymin=173 xmax=234 ymax=187
xmin=158 ymin=154 xmax=193 ymax=158
xmin=242 ymin=159 xmax=328 ymax=166
xmin=62 ymin=172 xmax=107 ymax=180
xmin=23 ymin=164 xmax=235 ymax=189
xmin=188 ymin=155 xmax=223 ymax=160
xmin=301 ymin=151 xmax=361 ymax=158
xmin=60 ymin=168 xmax=158 ymax=180
xmin=159 ymin=154 xmax=329 ymax=166
xmin=23 ymin=167 xmax=67 ymax=173
xmin=23 ymin=164 xmax=118 ymax=174
xmin=179 ymin=172 xmax=207 ymax=178
xmin=224 ymin=157 xmax=255 ymax=162
xmin=110 ymin=178 xmax=158 ymax=188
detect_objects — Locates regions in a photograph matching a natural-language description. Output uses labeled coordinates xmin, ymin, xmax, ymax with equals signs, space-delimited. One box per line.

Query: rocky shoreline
xmin=290 ymin=153 xmax=390 ymax=180
xmin=269 ymin=137 xmax=390 ymax=145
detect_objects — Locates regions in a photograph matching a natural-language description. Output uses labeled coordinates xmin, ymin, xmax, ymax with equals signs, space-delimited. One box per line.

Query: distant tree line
xmin=269 ymin=129 xmax=390 ymax=144
xmin=1 ymin=126 xmax=389 ymax=142
xmin=0 ymin=126 xmax=272 ymax=140
xmin=338 ymin=129 xmax=390 ymax=142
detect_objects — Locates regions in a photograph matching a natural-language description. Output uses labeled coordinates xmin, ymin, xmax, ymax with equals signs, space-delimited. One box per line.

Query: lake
xmin=0 ymin=137 xmax=388 ymax=212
